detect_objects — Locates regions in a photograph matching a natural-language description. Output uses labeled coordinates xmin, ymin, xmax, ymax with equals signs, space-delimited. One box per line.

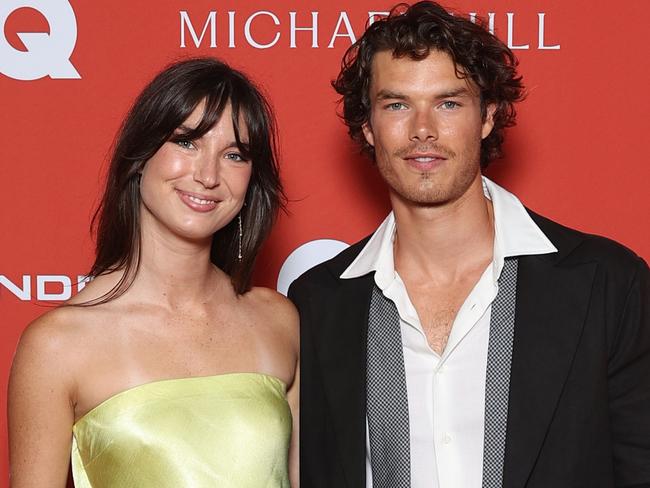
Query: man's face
xmin=363 ymin=49 xmax=495 ymax=206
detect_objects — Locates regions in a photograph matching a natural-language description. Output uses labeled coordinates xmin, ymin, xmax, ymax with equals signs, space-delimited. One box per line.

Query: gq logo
xmin=0 ymin=0 xmax=80 ymax=80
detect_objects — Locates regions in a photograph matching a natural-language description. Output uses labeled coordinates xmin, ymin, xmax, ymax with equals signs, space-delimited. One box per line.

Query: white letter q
xmin=0 ymin=0 xmax=80 ymax=80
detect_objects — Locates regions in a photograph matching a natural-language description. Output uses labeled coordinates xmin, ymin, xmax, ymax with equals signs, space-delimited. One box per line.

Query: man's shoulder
xmin=288 ymin=235 xmax=372 ymax=296
xmin=528 ymin=209 xmax=646 ymax=273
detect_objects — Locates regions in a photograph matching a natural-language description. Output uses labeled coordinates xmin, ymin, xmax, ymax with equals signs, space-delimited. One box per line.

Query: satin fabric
xmin=71 ymin=372 xmax=291 ymax=487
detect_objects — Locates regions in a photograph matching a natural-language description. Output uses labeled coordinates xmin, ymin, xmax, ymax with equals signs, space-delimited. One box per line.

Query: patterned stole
xmin=366 ymin=285 xmax=411 ymax=487
xmin=365 ymin=257 xmax=518 ymax=488
xmin=481 ymin=257 xmax=518 ymax=487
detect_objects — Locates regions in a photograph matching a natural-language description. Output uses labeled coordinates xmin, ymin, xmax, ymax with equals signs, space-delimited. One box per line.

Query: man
xmin=289 ymin=2 xmax=650 ymax=488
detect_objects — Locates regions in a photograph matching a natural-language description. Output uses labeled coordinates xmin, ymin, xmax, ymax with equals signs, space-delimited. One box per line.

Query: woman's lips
xmin=176 ymin=189 xmax=219 ymax=212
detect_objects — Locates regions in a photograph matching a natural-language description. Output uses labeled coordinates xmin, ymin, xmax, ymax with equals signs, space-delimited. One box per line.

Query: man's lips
xmin=404 ymin=152 xmax=447 ymax=161
xmin=176 ymin=189 xmax=221 ymax=212
xmin=403 ymin=153 xmax=447 ymax=171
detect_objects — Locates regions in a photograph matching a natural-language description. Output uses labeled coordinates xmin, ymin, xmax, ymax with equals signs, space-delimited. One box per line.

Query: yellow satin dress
xmin=71 ymin=372 xmax=291 ymax=487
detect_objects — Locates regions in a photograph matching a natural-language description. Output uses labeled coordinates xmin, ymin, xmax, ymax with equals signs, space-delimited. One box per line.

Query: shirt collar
xmin=340 ymin=176 xmax=558 ymax=284
xmin=339 ymin=212 xmax=397 ymax=289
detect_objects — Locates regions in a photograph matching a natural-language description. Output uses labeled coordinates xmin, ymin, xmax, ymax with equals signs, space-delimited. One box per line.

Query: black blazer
xmin=288 ymin=211 xmax=650 ymax=488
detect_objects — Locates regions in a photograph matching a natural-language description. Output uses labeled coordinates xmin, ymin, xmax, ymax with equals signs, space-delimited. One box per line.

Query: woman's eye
xmin=176 ymin=140 xmax=194 ymax=149
xmin=225 ymin=153 xmax=247 ymax=162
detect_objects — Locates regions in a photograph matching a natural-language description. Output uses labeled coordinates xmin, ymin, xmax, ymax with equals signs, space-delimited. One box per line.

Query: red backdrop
xmin=1 ymin=0 xmax=649 ymax=483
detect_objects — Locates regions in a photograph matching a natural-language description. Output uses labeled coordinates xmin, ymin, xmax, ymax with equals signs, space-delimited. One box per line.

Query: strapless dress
xmin=71 ymin=372 xmax=291 ymax=487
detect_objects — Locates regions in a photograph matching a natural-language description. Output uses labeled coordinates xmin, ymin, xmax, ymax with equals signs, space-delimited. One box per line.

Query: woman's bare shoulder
xmin=15 ymin=306 xmax=95 ymax=369
xmin=9 ymin=306 xmax=92 ymax=408
xmin=245 ymin=287 xmax=299 ymax=341
xmin=247 ymin=286 xmax=296 ymax=312
xmin=14 ymin=274 xmax=123 ymax=376
xmin=247 ymin=286 xmax=297 ymax=321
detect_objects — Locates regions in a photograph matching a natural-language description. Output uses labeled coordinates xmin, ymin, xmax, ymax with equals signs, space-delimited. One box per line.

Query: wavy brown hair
xmin=84 ymin=57 xmax=284 ymax=303
xmin=333 ymin=1 xmax=524 ymax=167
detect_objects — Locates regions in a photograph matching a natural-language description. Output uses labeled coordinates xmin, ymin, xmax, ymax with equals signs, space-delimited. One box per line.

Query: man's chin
xmin=389 ymin=187 xmax=451 ymax=207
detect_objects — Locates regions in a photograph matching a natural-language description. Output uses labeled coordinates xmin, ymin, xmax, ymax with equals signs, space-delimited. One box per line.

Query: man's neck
xmin=392 ymin=175 xmax=495 ymax=284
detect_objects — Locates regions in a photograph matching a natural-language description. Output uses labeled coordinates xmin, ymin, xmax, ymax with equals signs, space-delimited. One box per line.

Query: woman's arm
xmin=288 ymin=359 xmax=300 ymax=488
xmin=8 ymin=312 xmax=77 ymax=488
xmin=251 ymin=287 xmax=300 ymax=487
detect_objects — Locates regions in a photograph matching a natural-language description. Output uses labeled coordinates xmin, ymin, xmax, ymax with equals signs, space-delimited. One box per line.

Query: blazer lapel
xmin=503 ymin=253 xmax=597 ymax=488
xmin=309 ymin=272 xmax=374 ymax=487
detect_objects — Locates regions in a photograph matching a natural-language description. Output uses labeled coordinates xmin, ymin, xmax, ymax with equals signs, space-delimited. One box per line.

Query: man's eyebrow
xmin=436 ymin=87 xmax=472 ymax=98
xmin=375 ymin=87 xmax=474 ymax=101
xmin=376 ymin=89 xmax=408 ymax=100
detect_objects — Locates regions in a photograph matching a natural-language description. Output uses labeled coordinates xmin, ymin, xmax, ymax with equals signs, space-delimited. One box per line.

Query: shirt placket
xmin=432 ymin=268 xmax=497 ymax=488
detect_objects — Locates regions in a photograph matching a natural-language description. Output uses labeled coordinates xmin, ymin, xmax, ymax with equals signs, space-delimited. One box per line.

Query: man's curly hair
xmin=332 ymin=1 xmax=524 ymax=168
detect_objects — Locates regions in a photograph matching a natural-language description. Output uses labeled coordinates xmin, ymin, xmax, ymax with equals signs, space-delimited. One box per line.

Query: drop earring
xmin=237 ymin=214 xmax=243 ymax=261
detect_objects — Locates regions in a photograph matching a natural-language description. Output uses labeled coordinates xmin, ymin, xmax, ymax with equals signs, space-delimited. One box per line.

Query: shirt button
xmin=442 ymin=433 xmax=452 ymax=444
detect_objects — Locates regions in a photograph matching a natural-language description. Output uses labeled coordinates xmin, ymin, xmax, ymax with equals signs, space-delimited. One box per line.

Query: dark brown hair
xmin=86 ymin=57 xmax=283 ymax=302
xmin=333 ymin=1 xmax=524 ymax=167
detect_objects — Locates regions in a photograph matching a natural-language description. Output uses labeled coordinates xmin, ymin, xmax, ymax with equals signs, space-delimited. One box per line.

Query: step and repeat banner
xmin=1 ymin=0 xmax=648 ymax=482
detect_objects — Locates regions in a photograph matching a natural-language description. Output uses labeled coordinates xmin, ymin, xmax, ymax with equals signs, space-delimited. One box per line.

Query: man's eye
xmin=441 ymin=101 xmax=459 ymax=109
xmin=176 ymin=140 xmax=195 ymax=149
xmin=386 ymin=102 xmax=407 ymax=110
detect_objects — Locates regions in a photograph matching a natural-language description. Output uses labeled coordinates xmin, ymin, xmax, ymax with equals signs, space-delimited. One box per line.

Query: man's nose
xmin=409 ymin=109 xmax=438 ymax=142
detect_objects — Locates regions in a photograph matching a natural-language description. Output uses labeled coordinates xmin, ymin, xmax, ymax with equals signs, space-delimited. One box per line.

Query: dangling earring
xmin=237 ymin=214 xmax=243 ymax=262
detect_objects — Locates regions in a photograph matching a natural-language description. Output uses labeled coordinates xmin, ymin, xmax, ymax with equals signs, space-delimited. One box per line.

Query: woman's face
xmin=139 ymin=100 xmax=252 ymax=243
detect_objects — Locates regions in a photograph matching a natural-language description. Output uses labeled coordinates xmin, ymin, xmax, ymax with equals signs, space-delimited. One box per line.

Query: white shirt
xmin=340 ymin=177 xmax=558 ymax=488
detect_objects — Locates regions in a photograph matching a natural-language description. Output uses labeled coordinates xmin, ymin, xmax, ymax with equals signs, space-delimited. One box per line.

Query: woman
xmin=8 ymin=58 xmax=298 ymax=487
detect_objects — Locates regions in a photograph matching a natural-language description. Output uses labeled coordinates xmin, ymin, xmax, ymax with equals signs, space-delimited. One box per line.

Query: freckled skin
xmin=8 ymin=101 xmax=300 ymax=487
xmin=140 ymin=102 xmax=252 ymax=244
xmin=362 ymin=50 xmax=495 ymax=206
xmin=362 ymin=50 xmax=497 ymax=354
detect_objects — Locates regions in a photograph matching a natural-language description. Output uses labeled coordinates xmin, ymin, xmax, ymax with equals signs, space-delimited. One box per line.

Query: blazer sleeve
xmin=608 ymin=257 xmax=650 ymax=487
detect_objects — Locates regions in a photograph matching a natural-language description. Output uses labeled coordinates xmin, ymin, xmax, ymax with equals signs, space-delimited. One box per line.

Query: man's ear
xmin=361 ymin=121 xmax=375 ymax=147
xmin=481 ymin=103 xmax=497 ymax=140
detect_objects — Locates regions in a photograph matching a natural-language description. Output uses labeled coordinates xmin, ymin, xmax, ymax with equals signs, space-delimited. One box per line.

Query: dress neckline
xmin=74 ymin=372 xmax=287 ymax=426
